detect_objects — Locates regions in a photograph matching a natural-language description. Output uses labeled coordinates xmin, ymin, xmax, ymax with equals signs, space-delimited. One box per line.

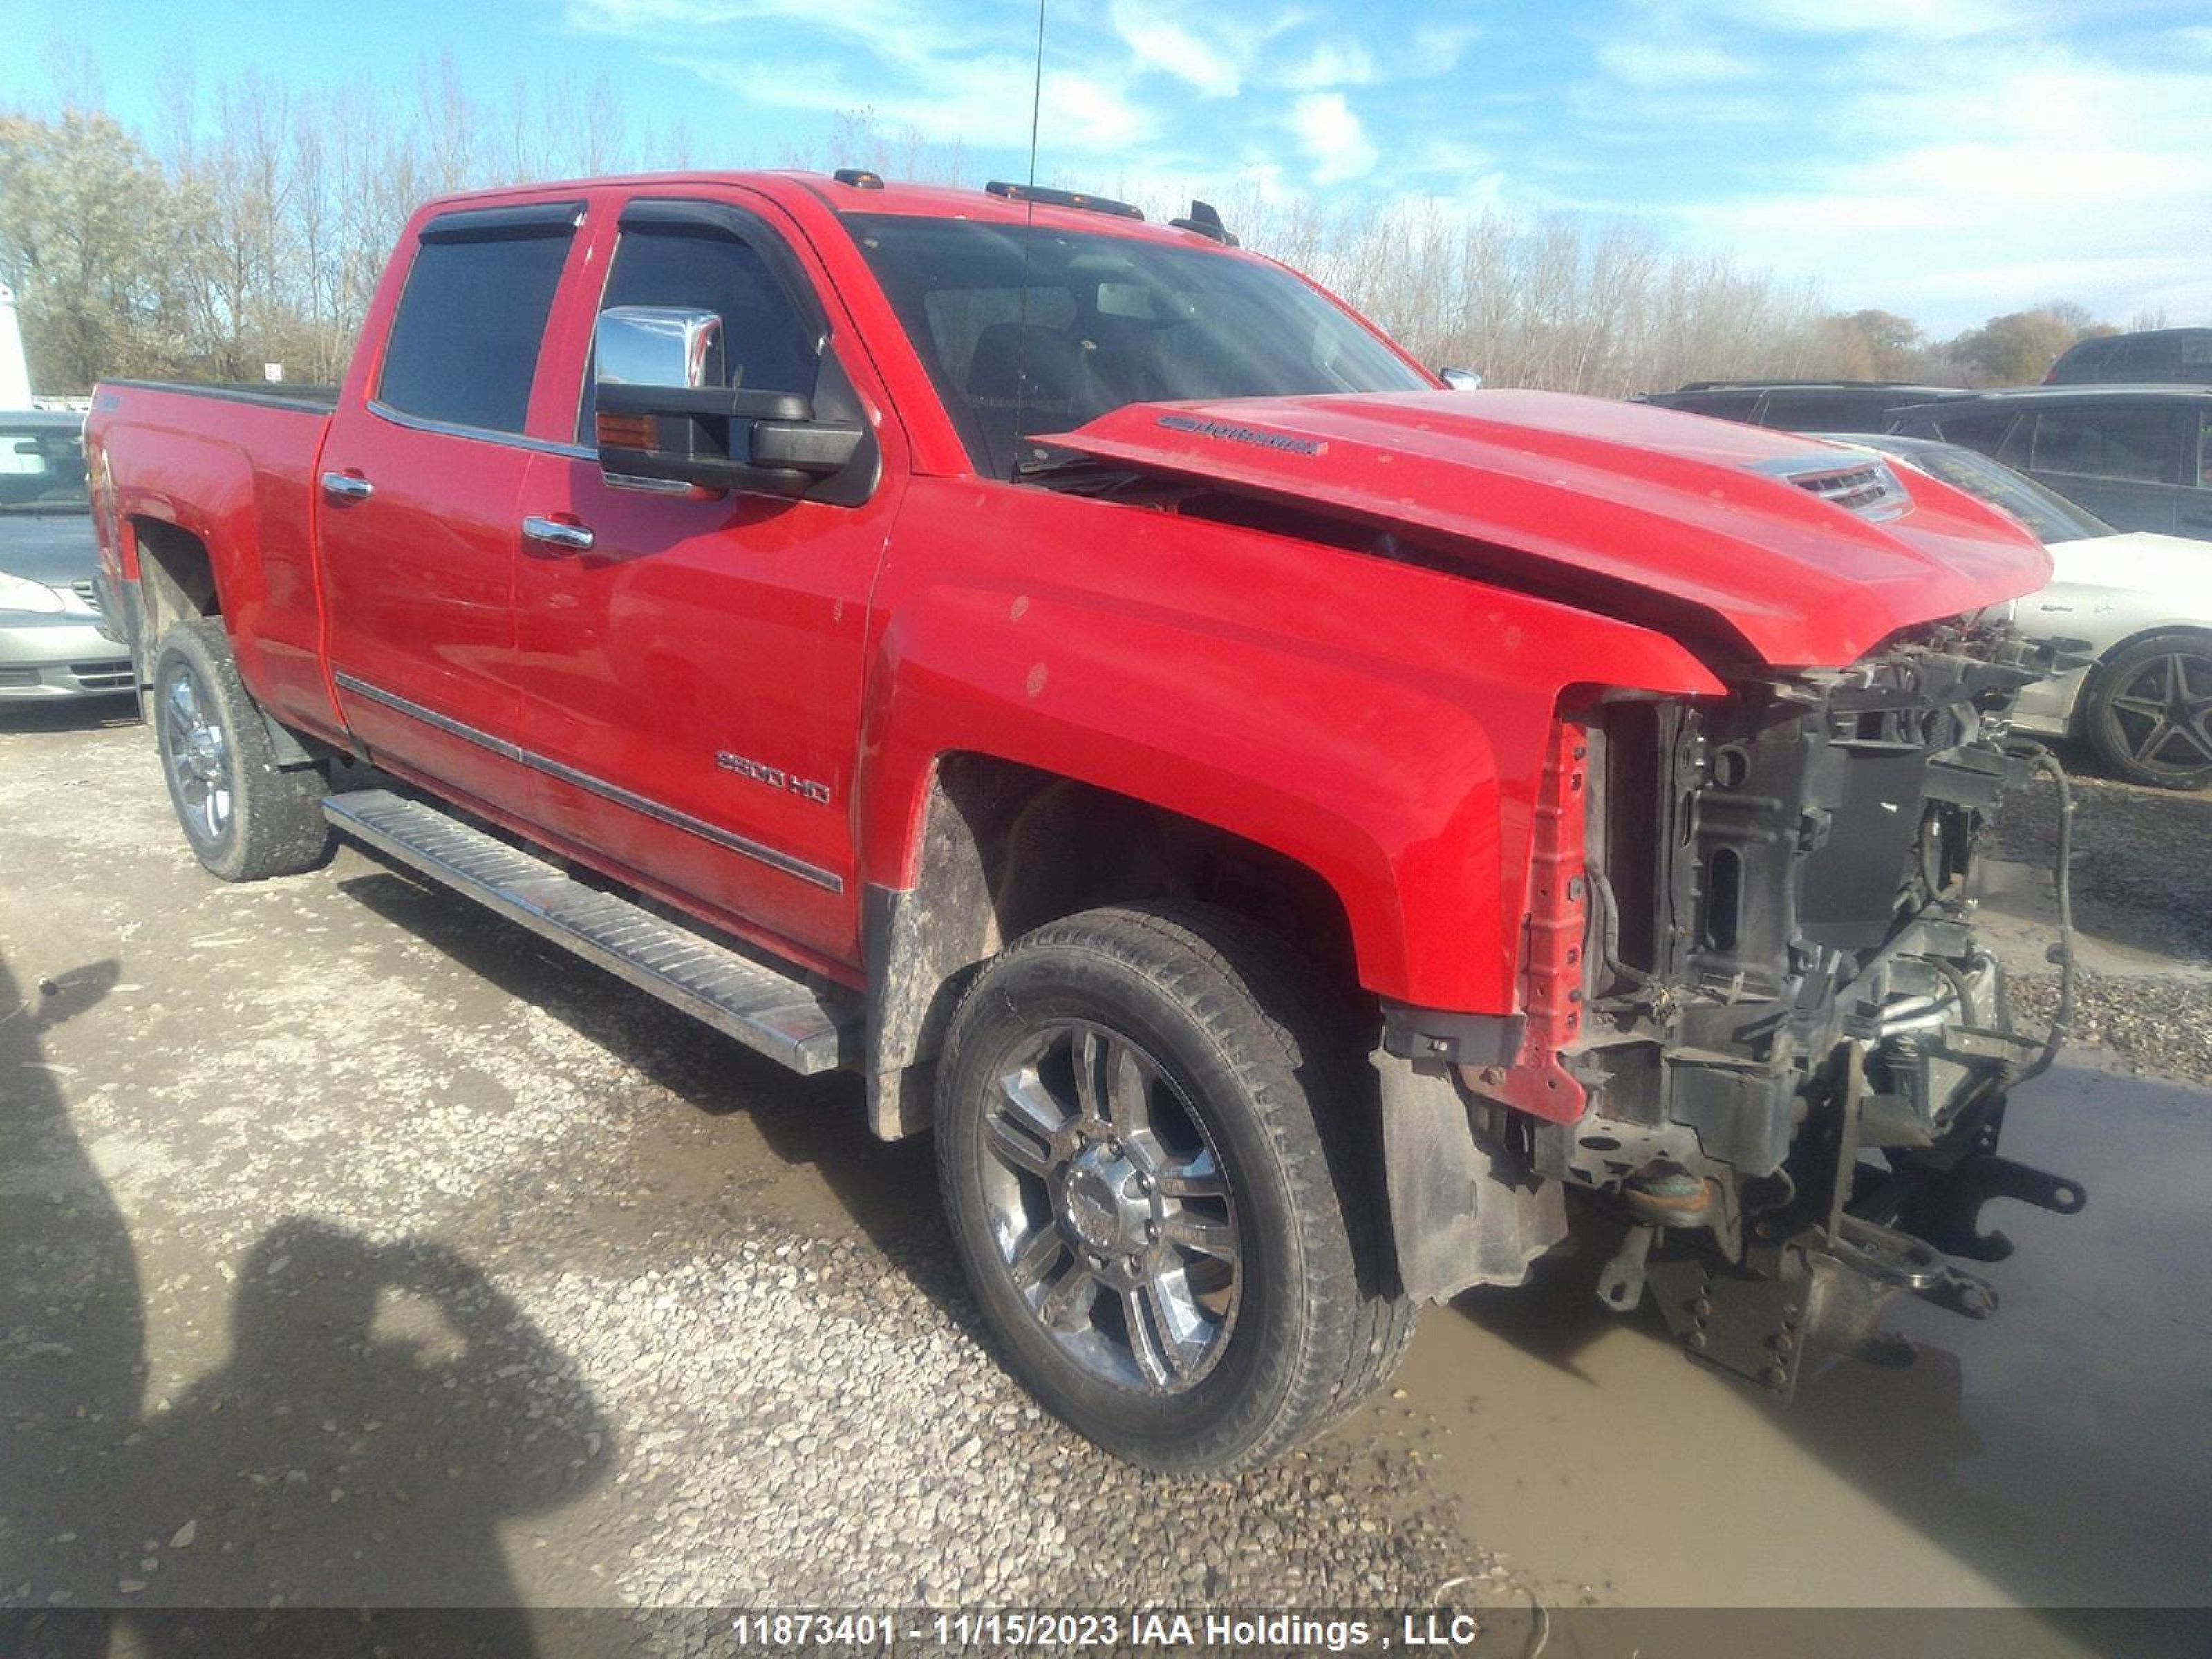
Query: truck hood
xmin=1031 ymin=389 xmax=2052 ymax=667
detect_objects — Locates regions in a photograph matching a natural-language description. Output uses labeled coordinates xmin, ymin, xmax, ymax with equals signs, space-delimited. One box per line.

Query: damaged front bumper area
xmin=1535 ymin=622 xmax=2083 ymax=1397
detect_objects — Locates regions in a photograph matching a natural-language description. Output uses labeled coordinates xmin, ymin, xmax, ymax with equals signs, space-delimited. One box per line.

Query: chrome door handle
xmin=521 ymin=515 xmax=596 ymax=552
xmin=320 ymin=471 xmax=373 ymax=501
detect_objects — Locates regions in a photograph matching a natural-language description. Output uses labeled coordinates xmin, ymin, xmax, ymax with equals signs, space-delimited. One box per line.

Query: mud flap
xmin=1374 ymin=1053 xmax=1566 ymax=1302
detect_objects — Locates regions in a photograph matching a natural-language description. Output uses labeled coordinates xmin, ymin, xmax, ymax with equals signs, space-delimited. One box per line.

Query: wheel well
xmin=132 ymin=517 xmax=219 ymax=641
xmin=863 ymin=751 xmax=1365 ymax=1134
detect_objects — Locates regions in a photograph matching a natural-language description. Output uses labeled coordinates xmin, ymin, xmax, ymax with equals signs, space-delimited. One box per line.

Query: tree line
xmin=0 ymin=61 xmax=2160 ymax=398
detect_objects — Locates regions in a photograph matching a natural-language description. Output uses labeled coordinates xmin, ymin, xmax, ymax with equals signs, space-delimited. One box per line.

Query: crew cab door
xmin=320 ymin=199 xmax=585 ymax=807
xmin=511 ymin=189 xmax=902 ymax=971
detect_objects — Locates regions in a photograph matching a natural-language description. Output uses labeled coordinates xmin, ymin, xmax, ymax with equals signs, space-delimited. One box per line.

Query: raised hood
xmin=1031 ymin=389 xmax=2053 ymax=667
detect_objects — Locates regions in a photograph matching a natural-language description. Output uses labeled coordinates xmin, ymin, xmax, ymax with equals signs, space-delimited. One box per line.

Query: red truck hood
xmin=1031 ymin=389 xmax=2052 ymax=667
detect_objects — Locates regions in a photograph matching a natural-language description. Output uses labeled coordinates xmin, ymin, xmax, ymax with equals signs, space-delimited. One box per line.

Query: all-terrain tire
xmin=150 ymin=617 xmax=333 ymax=881
xmin=935 ymin=901 xmax=1417 ymax=1475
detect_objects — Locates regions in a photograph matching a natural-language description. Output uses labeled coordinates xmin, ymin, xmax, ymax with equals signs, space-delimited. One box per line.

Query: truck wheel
xmin=151 ymin=618 xmax=332 ymax=881
xmin=935 ymin=901 xmax=1416 ymax=1475
xmin=2084 ymin=632 xmax=2212 ymax=791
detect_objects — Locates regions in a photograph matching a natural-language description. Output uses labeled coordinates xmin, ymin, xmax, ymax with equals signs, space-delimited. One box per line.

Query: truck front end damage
xmin=1483 ymin=621 xmax=2082 ymax=1395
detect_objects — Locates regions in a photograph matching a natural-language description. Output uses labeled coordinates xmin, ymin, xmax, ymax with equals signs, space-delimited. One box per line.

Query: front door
xmin=512 ymin=191 xmax=902 ymax=972
xmin=321 ymin=199 xmax=583 ymax=810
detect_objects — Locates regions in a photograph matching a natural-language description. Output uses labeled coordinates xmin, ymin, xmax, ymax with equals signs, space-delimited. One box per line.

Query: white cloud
xmin=1595 ymin=38 xmax=1754 ymax=87
xmin=1700 ymin=0 xmax=2014 ymax=39
xmin=1107 ymin=0 xmax=1246 ymax=97
xmin=1656 ymin=42 xmax=2212 ymax=330
xmin=1273 ymin=41 xmax=1376 ymax=90
xmin=1290 ymin=91 xmax=1378 ymax=185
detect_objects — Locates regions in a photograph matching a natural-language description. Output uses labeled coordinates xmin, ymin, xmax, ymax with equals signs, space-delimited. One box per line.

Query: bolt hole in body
xmin=977 ymin=1020 xmax=1239 ymax=1395
xmin=158 ymin=664 xmax=232 ymax=846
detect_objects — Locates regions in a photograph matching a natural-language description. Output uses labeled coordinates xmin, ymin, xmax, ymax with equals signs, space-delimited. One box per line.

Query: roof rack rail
xmin=982 ymin=181 xmax=1143 ymax=221
xmin=1167 ymin=198 xmax=1239 ymax=246
xmin=832 ymin=168 xmax=885 ymax=190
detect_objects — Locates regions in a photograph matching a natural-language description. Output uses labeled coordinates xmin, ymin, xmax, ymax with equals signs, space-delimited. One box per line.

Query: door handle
xmin=521 ymin=515 xmax=596 ymax=553
xmin=320 ymin=471 xmax=373 ymax=501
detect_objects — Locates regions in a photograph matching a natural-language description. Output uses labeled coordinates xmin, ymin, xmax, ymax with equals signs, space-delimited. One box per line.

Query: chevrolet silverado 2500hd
xmin=87 ymin=172 xmax=2082 ymax=1474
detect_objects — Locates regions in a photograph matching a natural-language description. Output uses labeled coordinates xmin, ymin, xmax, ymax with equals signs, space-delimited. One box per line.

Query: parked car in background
xmin=0 ymin=410 xmax=133 ymax=702
xmin=1817 ymin=431 xmax=2212 ymax=789
xmin=1886 ymin=384 xmax=2212 ymax=541
xmin=2045 ymin=326 xmax=2212 ymax=386
xmin=1629 ymin=379 xmax=1974 ymax=433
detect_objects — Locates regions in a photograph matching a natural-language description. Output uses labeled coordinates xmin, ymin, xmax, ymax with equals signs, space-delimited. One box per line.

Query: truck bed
xmin=100 ymin=379 xmax=341 ymax=415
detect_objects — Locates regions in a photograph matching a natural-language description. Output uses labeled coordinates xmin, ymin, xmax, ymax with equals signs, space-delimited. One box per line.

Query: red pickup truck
xmin=87 ymin=170 xmax=2081 ymax=1474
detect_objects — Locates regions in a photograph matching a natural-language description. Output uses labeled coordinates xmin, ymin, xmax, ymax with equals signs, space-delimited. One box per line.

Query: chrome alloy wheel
xmin=2108 ymin=648 xmax=2212 ymax=775
xmin=977 ymin=1022 xmax=1241 ymax=1394
xmin=161 ymin=664 xmax=233 ymax=845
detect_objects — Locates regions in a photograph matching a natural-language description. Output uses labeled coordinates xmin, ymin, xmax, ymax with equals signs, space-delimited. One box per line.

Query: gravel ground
xmin=1994 ymin=756 xmax=2212 ymax=1086
xmin=6 ymin=706 xmax=2208 ymax=1653
xmin=1 ymin=706 xmax=1490 ymax=1648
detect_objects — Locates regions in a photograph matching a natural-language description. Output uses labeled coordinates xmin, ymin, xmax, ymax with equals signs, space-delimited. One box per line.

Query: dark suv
xmin=2045 ymin=327 xmax=2212 ymax=386
xmin=1886 ymin=384 xmax=2212 ymax=540
xmin=1630 ymin=379 xmax=1974 ymax=433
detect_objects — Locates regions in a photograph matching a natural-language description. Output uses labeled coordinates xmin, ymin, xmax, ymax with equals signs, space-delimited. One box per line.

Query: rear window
xmin=1760 ymin=391 xmax=1896 ymax=433
xmin=379 ymin=225 xmax=573 ymax=434
xmin=1653 ymin=391 xmax=1761 ymax=422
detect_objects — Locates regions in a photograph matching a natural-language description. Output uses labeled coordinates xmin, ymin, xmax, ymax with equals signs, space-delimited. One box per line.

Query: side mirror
xmin=1438 ymin=367 xmax=1483 ymax=391
xmin=591 ymin=306 xmax=871 ymax=502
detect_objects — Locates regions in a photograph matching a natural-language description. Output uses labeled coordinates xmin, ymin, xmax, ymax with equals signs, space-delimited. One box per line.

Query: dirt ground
xmin=3 ymin=700 xmax=2209 ymax=1653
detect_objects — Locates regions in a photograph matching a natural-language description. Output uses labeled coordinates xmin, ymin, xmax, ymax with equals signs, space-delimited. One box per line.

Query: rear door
xmin=509 ymin=188 xmax=903 ymax=971
xmin=319 ymin=198 xmax=584 ymax=808
xmin=2000 ymin=400 xmax=2188 ymax=534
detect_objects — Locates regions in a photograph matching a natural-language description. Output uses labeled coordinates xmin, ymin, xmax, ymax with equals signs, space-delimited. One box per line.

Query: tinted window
xmin=1651 ymin=391 xmax=1761 ymax=421
xmin=1926 ymin=410 xmax=2018 ymax=456
xmin=2026 ymin=406 xmax=2175 ymax=482
xmin=581 ymin=222 xmax=821 ymax=438
xmin=847 ymin=214 xmax=1428 ymax=477
xmin=379 ymin=227 xmax=572 ymax=433
xmin=2198 ymin=413 xmax=2212 ymax=489
xmin=1761 ymin=391 xmax=1895 ymax=432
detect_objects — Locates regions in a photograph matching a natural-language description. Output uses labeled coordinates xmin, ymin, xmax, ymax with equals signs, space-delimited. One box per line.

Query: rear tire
xmin=151 ymin=618 xmax=333 ymax=881
xmin=935 ymin=901 xmax=1415 ymax=1475
xmin=2083 ymin=632 xmax=2212 ymax=791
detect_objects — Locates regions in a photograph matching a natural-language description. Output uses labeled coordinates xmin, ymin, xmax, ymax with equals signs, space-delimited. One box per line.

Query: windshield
xmin=0 ymin=422 xmax=91 ymax=515
xmin=845 ymin=214 xmax=1430 ymax=478
xmin=1839 ymin=433 xmax=2112 ymax=543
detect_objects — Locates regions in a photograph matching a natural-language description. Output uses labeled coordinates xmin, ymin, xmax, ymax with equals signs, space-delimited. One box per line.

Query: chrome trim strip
xmin=366 ymin=399 xmax=598 ymax=461
xmin=332 ymin=671 xmax=844 ymax=893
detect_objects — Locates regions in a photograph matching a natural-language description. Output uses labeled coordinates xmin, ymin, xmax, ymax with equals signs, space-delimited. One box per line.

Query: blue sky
xmin=7 ymin=0 xmax=2210 ymax=334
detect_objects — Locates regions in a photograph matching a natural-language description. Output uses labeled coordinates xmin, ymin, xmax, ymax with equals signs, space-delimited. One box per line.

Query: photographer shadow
xmin=99 ymin=1217 xmax=612 ymax=1656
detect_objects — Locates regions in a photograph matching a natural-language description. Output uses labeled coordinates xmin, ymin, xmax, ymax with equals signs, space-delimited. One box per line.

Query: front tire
xmin=935 ymin=902 xmax=1415 ymax=1475
xmin=2084 ymin=632 xmax=2212 ymax=791
xmin=151 ymin=618 xmax=334 ymax=881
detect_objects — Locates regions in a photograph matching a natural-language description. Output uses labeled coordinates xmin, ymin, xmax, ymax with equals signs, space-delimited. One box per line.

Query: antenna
xmin=1010 ymin=0 xmax=1046 ymax=476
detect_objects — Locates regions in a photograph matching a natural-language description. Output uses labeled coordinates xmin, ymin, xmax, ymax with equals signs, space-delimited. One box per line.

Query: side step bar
xmin=323 ymin=789 xmax=860 ymax=1074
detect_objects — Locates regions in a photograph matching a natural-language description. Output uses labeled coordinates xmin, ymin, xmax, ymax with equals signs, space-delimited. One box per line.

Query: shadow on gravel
xmin=2 ymin=951 xmax=612 ymax=1658
xmin=331 ymin=863 xmax=953 ymax=1275
xmin=0 ymin=698 xmax=142 ymax=736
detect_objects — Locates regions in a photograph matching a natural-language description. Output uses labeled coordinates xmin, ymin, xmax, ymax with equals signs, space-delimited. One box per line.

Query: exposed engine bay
xmin=1528 ymin=621 xmax=2083 ymax=1396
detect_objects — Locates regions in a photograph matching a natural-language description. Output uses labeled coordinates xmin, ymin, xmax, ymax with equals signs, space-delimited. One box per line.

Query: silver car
xmin=0 ymin=411 xmax=133 ymax=702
